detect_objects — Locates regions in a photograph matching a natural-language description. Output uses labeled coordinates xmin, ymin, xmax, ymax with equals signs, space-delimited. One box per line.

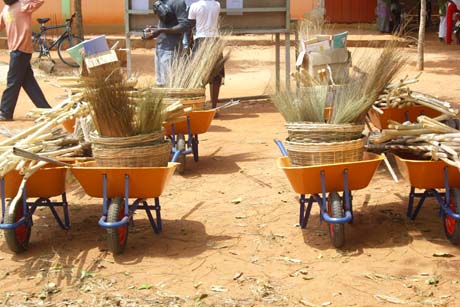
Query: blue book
xmin=332 ymin=32 xmax=348 ymax=48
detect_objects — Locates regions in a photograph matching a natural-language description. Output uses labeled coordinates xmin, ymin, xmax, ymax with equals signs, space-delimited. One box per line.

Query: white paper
xmin=305 ymin=40 xmax=330 ymax=53
xmin=296 ymin=50 xmax=306 ymax=67
xmin=227 ymin=0 xmax=243 ymax=15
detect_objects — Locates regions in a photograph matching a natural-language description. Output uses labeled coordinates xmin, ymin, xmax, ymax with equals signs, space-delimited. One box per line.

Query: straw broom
xmin=167 ymin=35 xmax=228 ymax=89
xmin=83 ymin=68 xmax=136 ymax=137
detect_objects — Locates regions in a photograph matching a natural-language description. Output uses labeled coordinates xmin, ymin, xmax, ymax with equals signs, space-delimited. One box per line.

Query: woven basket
xmin=285 ymin=138 xmax=365 ymax=166
xmin=162 ymin=96 xmax=205 ymax=111
xmin=92 ymin=141 xmax=171 ymax=167
xmin=150 ymin=87 xmax=206 ymax=97
xmin=285 ymin=122 xmax=364 ymax=143
xmin=90 ymin=131 xmax=165 ymax=148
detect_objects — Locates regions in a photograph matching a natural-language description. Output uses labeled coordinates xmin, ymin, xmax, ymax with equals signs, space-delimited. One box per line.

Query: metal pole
xmin=125 ymin=0 xmax=132 ymax=77
xmin=285 ymin=32 xmax=291 ymax=90
xmin=275 ymin=33 xmax=280 ymax=92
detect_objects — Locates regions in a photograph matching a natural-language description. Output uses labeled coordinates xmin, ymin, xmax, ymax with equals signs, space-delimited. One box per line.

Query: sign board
xmin=226 ymin=0 xmax=243 ymax=15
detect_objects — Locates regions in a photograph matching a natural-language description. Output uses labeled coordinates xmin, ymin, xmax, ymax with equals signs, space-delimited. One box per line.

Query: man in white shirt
xmin=188 ymin=0 xmax=223 ymax=109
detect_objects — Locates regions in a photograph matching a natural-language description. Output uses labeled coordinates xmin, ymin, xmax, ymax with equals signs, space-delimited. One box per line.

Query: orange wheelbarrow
xmin=275 ymin=139 xmax=384 ymax=248
xmin=395 ymin=155 xmax=460 ymax=245
xmin=0 ymin=164 xmax=69 ymax=253
xmin=368 ymin=105 xmax=441 ymax=130
xmin=164 ymin=109 xmax=216 ymax=174
xmin=71 ymin=162 xmax=177 ymax=254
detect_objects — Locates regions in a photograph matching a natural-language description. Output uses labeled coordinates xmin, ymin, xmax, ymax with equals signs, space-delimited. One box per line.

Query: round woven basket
xmin=90 ymin=131 xmax=165 ymax=148
xmin=150 ymin=87 xmax=206 ymax=97
xmin=92 ymin=141 xmax=171 ymax=167
xmin=285 ymin=138 xmax=365 ymax=166
xmin=285 ymin=122 xmax=364 ymax=143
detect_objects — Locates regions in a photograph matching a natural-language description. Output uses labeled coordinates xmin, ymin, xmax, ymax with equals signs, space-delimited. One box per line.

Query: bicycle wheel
xmin=32 ymin=32 xmax=41 ymax=53
xmin=57 ymin=35 xmax=83 ymax=67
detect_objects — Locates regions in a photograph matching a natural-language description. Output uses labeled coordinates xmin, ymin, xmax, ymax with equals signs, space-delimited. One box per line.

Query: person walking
xmin=0 ymin=0 xmax=51 ymax=121
xmin=188 ymin=0 xmax=223 ymax=109
xmin=149 ymin=0 xmax=189 ymax=87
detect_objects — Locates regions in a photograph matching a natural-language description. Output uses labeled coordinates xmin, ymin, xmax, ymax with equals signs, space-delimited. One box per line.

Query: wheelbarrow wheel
xmin=4 ymin=198 xmax=32 ymax=253
xmin=107 ymin=197 xmax=129 ymax=254
xmin=328 ymin=192 xmax=345 ymax=248
xmin=177 ymin=136 xmax=186 ymax=174
xmin=443 ymin=188 xmax=460 ymax=245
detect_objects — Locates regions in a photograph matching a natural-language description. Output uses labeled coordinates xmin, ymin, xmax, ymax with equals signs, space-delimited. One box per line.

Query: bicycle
xmin=32 ymin=13 xmax=83 ymax=67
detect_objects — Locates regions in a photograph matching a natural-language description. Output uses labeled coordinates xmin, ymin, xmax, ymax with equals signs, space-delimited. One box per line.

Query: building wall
xmin=325 ymin=0 xmax=377 ymax=23
xmin=0 ymin=0 xmax=375 ymax=34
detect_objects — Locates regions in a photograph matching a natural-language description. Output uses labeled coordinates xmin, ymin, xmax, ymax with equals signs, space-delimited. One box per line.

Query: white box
xmin=132 ymin=0 xmax=149 ymax=10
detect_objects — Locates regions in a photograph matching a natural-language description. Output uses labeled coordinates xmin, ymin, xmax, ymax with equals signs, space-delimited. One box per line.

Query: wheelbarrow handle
xmin=273 ymin=138 xmax=288 ymax=157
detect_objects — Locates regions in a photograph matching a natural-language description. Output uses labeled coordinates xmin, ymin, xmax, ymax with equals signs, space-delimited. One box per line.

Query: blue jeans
xmin=155 ymin=48 xmax=174 ymax=87
xmin=0 ymin=50 xmax=50 ymax=119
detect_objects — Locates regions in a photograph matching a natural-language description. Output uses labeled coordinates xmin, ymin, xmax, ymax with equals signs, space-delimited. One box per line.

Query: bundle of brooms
xmin=274 ymin=29 xmax=409 ymax=166
xmin=152 ymin=33 xmax=229 ymax=111
xmin=83 ymin=68 xmax=174 ymax=167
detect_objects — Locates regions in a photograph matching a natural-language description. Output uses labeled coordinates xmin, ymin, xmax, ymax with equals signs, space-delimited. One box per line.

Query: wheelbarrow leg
xmin=143 ymin=197 xmax=162 ymax=234
xmin=412 ymin=190 xmax=429 ymax=220
xmin=299 ymin=194 xmax=313 ymax=229
xmin=48 ymin=193 xmax=71 ymax=230
xmin=407 ymin=187 xmax=416 ymax=218
xmin=192 ymin=135 xmax=199 ymax=162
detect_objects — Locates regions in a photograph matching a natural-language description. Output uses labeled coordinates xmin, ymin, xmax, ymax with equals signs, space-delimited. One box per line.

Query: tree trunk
xmin=417 ymin=0 xmax=426 ymax=71
xmin=74 ymin=0 xmax=84 ymax=40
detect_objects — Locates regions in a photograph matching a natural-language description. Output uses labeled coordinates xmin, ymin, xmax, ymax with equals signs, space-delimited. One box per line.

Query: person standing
xmin=0 ymin=0 xmax=51 ymax=121
xmin=188 ymin=0 xmax=223 ymax=109
xmin=183 ymin=0 xmax=198 ymax=50
xmin=377 ymin=0 xmax=391 ymax=33
xmin=446 ymin=0 xmax=460 ymax=44
xmin=150 ymin=0 xmax=189 ymax=87
xmin=438 ymin=0 xmax=448 ymax=42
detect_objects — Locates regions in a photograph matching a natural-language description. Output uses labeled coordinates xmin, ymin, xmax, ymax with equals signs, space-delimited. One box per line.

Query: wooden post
xmin=74 ymin=0 xmax=84 ymax=40
xmin=417 ymin=0 xmax=426 ymax=71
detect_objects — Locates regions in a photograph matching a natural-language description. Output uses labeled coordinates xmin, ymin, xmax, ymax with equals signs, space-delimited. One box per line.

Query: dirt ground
xmin=0 ymin=31 xmax=460 ymax=307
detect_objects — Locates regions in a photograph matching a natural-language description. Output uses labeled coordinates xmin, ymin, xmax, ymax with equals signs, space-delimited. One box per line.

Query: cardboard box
xmin=83 ymin=50 xmax=120 ymax=75
xmin=297 ymin=48 xmax=351 ymax=85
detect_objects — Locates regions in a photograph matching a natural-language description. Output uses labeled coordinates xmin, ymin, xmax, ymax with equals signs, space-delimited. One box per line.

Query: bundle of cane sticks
xmin=373 ymin=74 xmax=458 ymax=118
xmin=369 ymin=115 xmax=460 ymax=168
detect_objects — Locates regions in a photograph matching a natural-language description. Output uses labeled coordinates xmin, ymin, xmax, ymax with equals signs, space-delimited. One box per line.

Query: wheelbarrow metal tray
xmin=369 ymin=105 xmax=441 ymax=130
xmin=71 ymin=162 xmax=178 ymax=199
xmin=1 ymin=165 xmax=67 ymax=198
xmin=395 ymin=155 xmax=460 ymax=190
xmin=164 ymin=110 xmax=216 ymax=135
xmin=277 ymin=152 xmax=384 ymax=195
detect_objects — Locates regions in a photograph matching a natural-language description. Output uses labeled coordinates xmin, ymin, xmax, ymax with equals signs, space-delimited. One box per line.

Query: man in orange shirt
xmin=0 ymin=0 xmax=50 ymax=121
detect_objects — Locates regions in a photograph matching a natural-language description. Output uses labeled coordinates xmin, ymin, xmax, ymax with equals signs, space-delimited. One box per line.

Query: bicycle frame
xmin=37 ymin=24 xmax=71 ymax=52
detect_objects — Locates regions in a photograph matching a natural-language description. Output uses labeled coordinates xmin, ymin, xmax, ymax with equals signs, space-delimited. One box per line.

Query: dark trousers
xmin=0 ymin=50 xmax=50 ymax=119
